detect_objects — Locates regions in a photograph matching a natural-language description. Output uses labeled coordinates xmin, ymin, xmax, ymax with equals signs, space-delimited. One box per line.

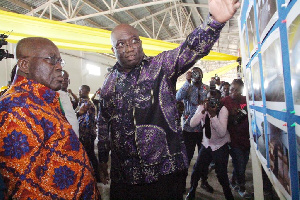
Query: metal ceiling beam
xmin=62 ymin=0 xmax=179 ymax=23
xmin=9 ymin=0 xmax=32 ymax=10
xmin=136 ymin=0 xmax=172 ymax=38
xmin=82 ymin=0 xmax=121 ymax=26
xmin=116 ymin=1 xmax=154 ymax=39
xmin=26 ymin=0 xmax=58 ymax=16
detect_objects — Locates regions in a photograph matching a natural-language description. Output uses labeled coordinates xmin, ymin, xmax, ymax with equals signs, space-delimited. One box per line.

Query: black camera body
xmin=233 ymin=107 xmax=248 ymax=125
xmin=208 ymin=80 xmax=220 ymax=108
xmin=0 ymin=33 xmax=14 ymax=61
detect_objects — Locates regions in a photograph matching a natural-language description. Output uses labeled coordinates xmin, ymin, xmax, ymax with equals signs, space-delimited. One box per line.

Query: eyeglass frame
xmin=21 ymin=56 xmax=66 ymax=68
xmin=112 ymin=37 xmax=141 ymax=52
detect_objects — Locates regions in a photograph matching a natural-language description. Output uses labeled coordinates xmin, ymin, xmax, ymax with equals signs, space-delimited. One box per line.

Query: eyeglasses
xmin=23 ymin=56 xmax=65 ymax=67
xmin=113 ymin=38 xmax=141 ymax=52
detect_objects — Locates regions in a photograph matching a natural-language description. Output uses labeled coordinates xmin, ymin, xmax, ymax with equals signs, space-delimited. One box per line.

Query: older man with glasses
xmin=0 ymin=37 xmax=100 ymax=199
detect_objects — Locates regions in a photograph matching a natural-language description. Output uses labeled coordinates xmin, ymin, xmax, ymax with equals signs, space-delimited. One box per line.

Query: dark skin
xmin=77 ymin=85 xmax=90 ymax=116
xmin=16 ymin=37 xmax=63 ymax=91
xmin=202 ymin=92 xmax=221 ymax=118
xmin=104 ymin=0 xmax=241 ymax=185
xmin=229 ymin=82 xmax=243 ymax=115
xmin=61 ymin=70 xmax=69 ymax=92
xmin=111 ymin=24 xmax=145 ymax=72
xmin=222 ymin=84 xmax=230 ymax=97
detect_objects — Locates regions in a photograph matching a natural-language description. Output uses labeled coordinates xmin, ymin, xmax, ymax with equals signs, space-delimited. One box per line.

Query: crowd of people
xmin=0 ymin=0 xmax=249 ymax=199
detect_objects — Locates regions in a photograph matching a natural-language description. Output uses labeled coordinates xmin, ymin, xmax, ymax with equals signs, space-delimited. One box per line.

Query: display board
xmin=239 ymin=0 xmax=300 ymax=199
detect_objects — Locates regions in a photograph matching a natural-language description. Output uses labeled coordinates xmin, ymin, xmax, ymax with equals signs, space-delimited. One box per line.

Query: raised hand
xmin=209 ymin=0 xmax=240 ymax=23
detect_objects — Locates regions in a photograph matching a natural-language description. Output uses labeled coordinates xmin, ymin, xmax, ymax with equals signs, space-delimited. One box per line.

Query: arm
xmin=68 ymin=89 xmax=79 ymax=105
xmin=158 ymin=0 xmax=239 ymax=81
xmin=190 ymin=105 xmax=205 ymax=127
xmin=210 ymin=106 xmax=229 ymax=138
xmin=176 ymin=81 xmax=191 ymax=101
xmin=97 ymin=100 xmax=111 ymax=184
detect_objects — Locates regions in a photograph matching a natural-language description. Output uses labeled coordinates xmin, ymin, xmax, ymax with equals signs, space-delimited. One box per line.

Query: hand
xmin=78 ymin=103 xmax=89 ymax=115
xmin=67 ymin=89 xmax=72 ymax=94
xmin=207 ymin=105 xmax=217 ymax=118
xmin=186 ymin=71 xmax=192 ymax=83
xmin=99 ymin=163 xmax=109 ymax=184
xmin=209 ymin=0 xmax=240 ymax=23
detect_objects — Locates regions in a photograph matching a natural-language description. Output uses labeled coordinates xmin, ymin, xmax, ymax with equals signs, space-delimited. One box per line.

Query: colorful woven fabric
xmin=0 ymin=75 xmax=100 ymax=199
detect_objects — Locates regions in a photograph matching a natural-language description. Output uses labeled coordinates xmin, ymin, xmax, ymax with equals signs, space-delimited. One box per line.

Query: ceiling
xmin=0 ymin=0 xmax=241 ymax=83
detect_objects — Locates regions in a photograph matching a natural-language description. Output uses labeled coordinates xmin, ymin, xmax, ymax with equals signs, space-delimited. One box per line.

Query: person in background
xmin=220 ymin=81 xmax=230 ymax=98
xmin=58 ymin=70 xmax=80 ymax=137
xmin=186 ymin=90 xmax=233 ymax=200
xmin=76 ymin=85 xmax=101 ymax=183
xmin=97 ymin=1 xmax=240 ymax=199
xmin=68 ymin=88 xmax=79 ymax=109
xmin=222 ymin=79 xmax=251 ymax=198
xmin=91 ymin=87 xmax=101 ymax=114
xmin=176 ymin=67 xmax=210 ymax=192
xmin=0 ymin=37 xmax=100 ymax=199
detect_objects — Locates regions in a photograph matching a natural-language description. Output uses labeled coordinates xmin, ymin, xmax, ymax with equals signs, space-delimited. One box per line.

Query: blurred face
xmin=230 ymin=83 xmax=243 ymax=100
xmin=111 ymin=25 xmax=145 ymax=72
xmin=79 ymin=86 xmax=89 ymax=98
xmin=191 ymin=68 xmax=203 ymax=83
xmin=223 ymin=85 xmax=230 ymax=96
xmin=61 ymin=71 xmax=69 ymax=91
xmin=26 ymin=41 xmax=63 ymax=91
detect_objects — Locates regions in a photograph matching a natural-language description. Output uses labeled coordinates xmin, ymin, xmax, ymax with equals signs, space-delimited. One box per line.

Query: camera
xmin=233 ymin=107 xmax=247 ymax=125
xmin=0 ymin=49 xmax=14 ymax=61
xmin=208 ymin=80 xmax=220 ymax=108
xmin=0 ymin=33 xmax=14 ymax=61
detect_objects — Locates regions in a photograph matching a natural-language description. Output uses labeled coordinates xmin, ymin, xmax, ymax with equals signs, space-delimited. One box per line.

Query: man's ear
xmin=111 ymin=47 xmax=115 ymax=54
xmin=17 ymin=59 xmax=29 ymax=74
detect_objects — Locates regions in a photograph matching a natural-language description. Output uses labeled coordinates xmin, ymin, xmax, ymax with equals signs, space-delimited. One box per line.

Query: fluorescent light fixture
xmin=86 ymin=63 xmax=101 ymax=76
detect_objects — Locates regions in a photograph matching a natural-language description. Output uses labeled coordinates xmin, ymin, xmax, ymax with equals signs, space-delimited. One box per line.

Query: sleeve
xmin=156 ymin=15 xmax=225 ymax=81
xmin=176 ymin=81 xmax=190 ymax=101
xmin=210 ymin=106 xmax=229 ymax=138
xmin=97 ymin=99 xmax=111 ymax=163
xmin=190 ymin=105 xmax=205 ymax=128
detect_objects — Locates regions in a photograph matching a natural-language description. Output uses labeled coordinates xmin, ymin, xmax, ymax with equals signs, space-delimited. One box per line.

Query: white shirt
xmin=58 ymin=90 xmax=79 ymax=137
xmin=190 ymin=105 xmax=230 ymax=151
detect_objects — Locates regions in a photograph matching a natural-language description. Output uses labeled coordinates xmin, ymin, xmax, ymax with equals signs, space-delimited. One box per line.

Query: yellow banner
xmin=0 ymin=10 xmax=238 ymax=60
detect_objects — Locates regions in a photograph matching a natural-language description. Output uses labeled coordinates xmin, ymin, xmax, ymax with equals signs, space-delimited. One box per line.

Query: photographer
xmin=176 ymin=67 xmax=209 ymax=192
xmin=221 ymin=79 xmax=251 ymax=198
xmin=186 ymin=89 xmax=233 ymax=200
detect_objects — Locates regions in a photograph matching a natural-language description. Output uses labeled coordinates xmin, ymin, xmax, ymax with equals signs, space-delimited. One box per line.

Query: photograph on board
xmin=247 ymin=1 xmax=258 ymax=56
xmin=267 ymin=116 xmax=290 ymax=195
xmin=256 ymin=0 xmax=278 ymax=41
xmin=246 ymin=67 xmax=253 ymax=101
xmin=251 ymin=56 xmax=262 ymax=103
xmin=287 ymin=0 xmax=300 ymax=115
xmin=261 ymin=28 xmax=286 ymax=111
xmin=256 ymin=111 xmax=266 ymax=159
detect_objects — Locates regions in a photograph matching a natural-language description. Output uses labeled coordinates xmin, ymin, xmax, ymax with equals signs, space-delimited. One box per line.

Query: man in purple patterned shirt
xmin=97 ymin=1 xmax=240 ymax=199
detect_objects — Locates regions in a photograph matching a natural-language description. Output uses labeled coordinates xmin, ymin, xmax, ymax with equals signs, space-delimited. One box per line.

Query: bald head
xmin=16 ymin=37 xmax=56 ymax=59
xmin=15 ymin=37 xmax=63 ymax=91
xmin=110 ymin=24 xmax=139 ymax=46
xmin=110 ymin=24 xmax=144 ymax=72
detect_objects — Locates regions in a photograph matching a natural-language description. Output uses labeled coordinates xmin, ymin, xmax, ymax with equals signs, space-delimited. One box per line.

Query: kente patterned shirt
xmin=0 ymin=75 xmax=100 ymax=199
xmin=176 ymin=81 xmax=209 ymax=132
xmin=98 ymin=16 xmax=225 ymax=185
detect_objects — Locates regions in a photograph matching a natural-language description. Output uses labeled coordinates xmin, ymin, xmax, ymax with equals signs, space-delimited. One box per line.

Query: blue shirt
xmin=176 ymin=81 xmax=209 ymax=132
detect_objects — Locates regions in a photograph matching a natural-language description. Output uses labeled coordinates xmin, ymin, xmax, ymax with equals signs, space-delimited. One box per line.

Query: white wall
xmin=0 ymin=43 xmax=117 ymax=96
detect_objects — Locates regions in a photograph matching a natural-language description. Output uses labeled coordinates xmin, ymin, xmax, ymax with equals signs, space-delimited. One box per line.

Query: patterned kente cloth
xmin=98 ymin=16 xmax=225 ymax=185
xmin=0 ymin=75 xmax=100 ymax=199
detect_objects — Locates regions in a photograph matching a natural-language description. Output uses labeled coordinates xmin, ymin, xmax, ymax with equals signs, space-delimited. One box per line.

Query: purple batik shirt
xmin=97 ymin=16 xmax=225 ymax=185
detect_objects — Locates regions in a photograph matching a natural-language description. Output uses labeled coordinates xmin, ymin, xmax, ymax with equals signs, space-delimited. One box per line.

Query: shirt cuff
xmin=203 ymin=14 xmax=226 ymax=31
